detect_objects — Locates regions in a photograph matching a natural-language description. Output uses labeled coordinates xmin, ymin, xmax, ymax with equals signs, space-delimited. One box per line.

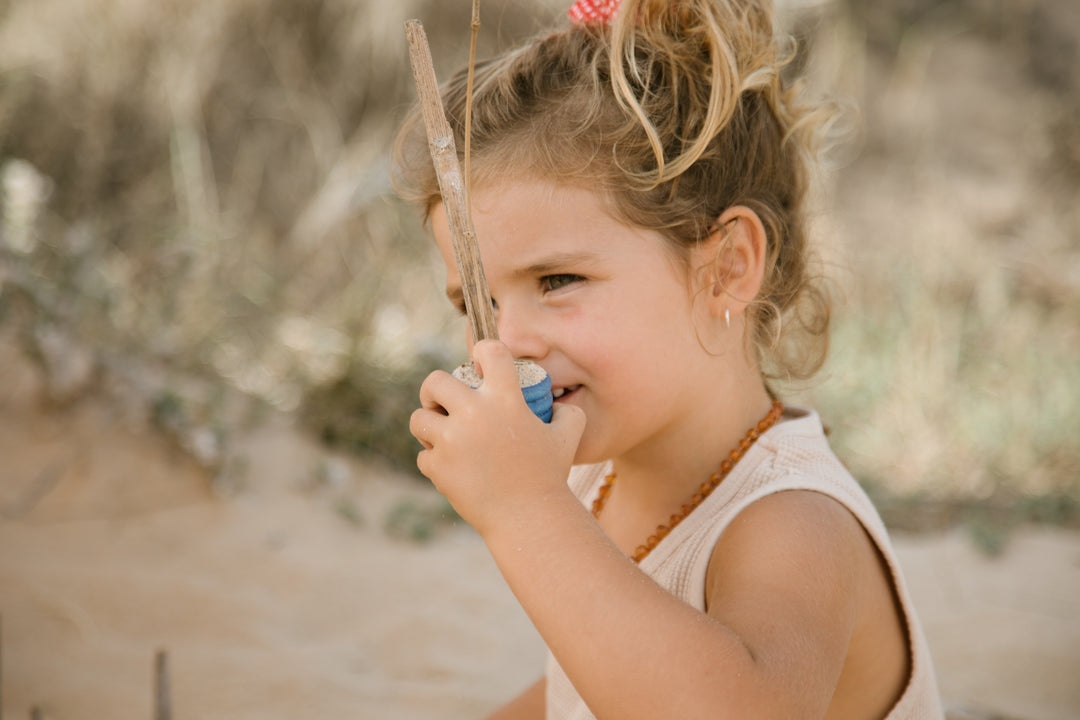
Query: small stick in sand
xmin=405 ymin=19 xmax=499 ymax=344
xmin=154 ymin=649 xmax=171 ymax=720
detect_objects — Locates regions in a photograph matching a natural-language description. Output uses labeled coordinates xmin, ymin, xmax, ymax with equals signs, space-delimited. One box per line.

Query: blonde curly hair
xmin=394 ymin=0 xmax=834 ymax=386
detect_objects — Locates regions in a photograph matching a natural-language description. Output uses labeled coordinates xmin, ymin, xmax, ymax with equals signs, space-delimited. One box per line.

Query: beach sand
xmin=1 ymin=391 xmax=1078 ymax=720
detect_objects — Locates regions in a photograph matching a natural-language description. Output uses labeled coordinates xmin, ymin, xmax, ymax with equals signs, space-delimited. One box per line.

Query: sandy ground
xmin=1 ymin=390 xmax=1078 ymax=720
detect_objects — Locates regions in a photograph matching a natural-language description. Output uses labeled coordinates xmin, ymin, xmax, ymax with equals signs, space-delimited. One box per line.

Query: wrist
xmin=480 ymin=482 xmax=589 ymax=554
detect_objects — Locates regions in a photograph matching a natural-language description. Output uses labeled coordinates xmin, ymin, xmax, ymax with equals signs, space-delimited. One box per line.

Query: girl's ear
xmin=694 ymin=205 xmax=768 ymax=323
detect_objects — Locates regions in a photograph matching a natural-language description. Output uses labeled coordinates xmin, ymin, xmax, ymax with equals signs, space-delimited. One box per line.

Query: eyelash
xmin=541 ymin=274 xmax=583 ymax=293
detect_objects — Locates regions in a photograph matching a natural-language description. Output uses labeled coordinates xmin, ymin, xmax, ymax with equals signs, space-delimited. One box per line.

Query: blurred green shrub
xmin=0 ymin=0 xmax=481 ymax=454
xmin=302 ymin=349 xmax=452 ymax=471
xmin=0 ymin=0 xmax=1077 ymax=530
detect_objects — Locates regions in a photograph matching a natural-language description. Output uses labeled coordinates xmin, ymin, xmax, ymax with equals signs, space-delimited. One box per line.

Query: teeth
xmin=552 ymin=386 xmax=577 ymax=399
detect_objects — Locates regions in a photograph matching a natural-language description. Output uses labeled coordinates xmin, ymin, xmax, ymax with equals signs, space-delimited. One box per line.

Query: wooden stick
xmin=406 ymin=20 xmax=499 ymax=343
xmin=464 ymin=0 xmax=480 ymax=197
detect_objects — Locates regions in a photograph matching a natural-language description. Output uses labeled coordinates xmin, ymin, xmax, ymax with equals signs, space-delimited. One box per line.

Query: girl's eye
xmin=541 ymin=274 xmax=583 ymax=292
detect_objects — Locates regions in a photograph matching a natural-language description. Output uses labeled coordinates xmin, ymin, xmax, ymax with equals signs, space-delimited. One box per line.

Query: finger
xmin=415 ymin=442 xmax=447 ymax=489
xmin=471 ymin=339 xmax=520 ymax=394
xmin=419 ymin=369 xmax=470 ymax=414
xmin=410 ymin=407 xmax=446 ymax=449
xmin=409 ymin=407 xmax=429 ymax=448
xmin=416 ymin=446 xmax=434 ymax=481
xmin=549 ymin=402 xmax=587 ymax=461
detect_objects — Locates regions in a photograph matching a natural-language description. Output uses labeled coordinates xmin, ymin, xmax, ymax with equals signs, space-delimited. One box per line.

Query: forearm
xmin=483 ymin=492 xmax=769 ymax=720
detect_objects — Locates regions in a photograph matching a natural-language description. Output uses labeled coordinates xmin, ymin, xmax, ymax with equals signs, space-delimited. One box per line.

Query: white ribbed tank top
xmin=545 ymin=409 xmax=943 ymax=719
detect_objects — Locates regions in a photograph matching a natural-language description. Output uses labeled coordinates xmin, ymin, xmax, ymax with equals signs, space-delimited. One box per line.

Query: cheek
xmin=582 ymin=313 xmax=697 ymax=393
xmin=559 ymin=299 xmax=647 ymax=365
xmin=563 ymin=327 xmax=630 ymax=390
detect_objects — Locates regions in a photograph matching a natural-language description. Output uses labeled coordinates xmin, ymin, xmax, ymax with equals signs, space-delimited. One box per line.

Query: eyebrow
xmin=513 ymin=251 xmax=601 ymax=278
xmin=444 ymin=250 xmax=601 ymax=306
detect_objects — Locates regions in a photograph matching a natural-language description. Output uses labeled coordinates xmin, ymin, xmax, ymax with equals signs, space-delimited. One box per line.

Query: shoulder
xmin=706 ymin=489 xmax=868 ymax=606
xmin=719 ymin=409 xmax=893 ymax=597
xmin=720 ymin=409 xmax=884 ymax=576
xmin=706 ymin=409 xmax=874 ymax=584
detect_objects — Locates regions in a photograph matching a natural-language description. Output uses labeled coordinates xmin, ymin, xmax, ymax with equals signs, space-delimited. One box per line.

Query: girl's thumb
xmin=549 ymin=402 xmax=587 ymax=451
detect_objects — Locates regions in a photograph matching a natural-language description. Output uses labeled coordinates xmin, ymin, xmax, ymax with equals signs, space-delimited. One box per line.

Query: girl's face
xmin=431 ymin=177 xmax=716 ymax=465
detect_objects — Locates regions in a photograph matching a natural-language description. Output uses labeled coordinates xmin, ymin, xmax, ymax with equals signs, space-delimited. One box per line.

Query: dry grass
xmin=0 ymin=0 xmax=1076 ymax=527
xmin=0 ymin=0 xmax=498 ymax=464
xmin=793 ymin=0 xmax=1080 ymax=518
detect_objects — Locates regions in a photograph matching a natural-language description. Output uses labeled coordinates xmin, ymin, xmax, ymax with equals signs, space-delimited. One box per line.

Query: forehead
xmin=432 ymin=179 xmax=593 ymax=264
xmin=432 ymin=178 xmax=691 ymax=289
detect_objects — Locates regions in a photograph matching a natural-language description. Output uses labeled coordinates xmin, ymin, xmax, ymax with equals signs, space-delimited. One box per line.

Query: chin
xmin=570 ymin=434 xmax=608 ymax=468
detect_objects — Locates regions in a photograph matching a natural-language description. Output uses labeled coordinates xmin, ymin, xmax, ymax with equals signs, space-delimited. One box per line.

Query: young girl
xmin=395 ymin=1 xmax=942 ymax=717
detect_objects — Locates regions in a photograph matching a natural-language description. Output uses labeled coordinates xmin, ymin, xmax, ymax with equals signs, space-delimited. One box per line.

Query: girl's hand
xmin=409 ymin=340 xmax=587 ymax=537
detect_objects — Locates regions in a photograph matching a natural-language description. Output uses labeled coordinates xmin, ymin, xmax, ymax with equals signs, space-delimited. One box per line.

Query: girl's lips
xmin=552 ymin=385 xmax=581 ymax=401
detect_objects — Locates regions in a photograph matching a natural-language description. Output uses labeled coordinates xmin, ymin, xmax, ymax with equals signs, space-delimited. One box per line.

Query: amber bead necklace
xmin=591 ymin=400 xmax=784 ymax=564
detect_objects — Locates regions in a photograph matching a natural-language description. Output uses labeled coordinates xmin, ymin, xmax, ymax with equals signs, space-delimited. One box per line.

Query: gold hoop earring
xmin=724 ymin=308 xmax=731 ymax=328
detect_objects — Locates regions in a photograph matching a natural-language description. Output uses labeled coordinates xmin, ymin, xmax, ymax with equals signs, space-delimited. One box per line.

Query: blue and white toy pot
xmin=452 ymin=359 xmax=553 ymax=423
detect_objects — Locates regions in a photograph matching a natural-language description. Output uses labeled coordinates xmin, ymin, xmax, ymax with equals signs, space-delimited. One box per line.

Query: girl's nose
xmin=494 ymin=302 xmax=548 ymax=361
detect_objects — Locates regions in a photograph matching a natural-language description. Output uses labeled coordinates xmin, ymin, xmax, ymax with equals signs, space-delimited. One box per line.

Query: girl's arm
xmin=483 ymin=485 xmax=865 ymax=720
xmin=484 ymin=677 xmax=545 ymax=720
xmin=412 ymin=342 xmax=863 ymax=719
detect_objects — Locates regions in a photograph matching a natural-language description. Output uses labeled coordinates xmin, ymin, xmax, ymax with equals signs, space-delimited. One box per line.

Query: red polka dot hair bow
xmin=568 ymin=0 xmax=621 ymax=25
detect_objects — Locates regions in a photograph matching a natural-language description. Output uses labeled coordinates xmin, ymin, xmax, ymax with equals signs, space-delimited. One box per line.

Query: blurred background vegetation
xmin=0 ymin=0 xmax=1077 ymax=538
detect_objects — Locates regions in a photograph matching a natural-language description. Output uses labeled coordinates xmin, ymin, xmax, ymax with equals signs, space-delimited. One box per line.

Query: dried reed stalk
xmin=464 ymin=0 xmax=480 ymax=196
xmin=405 ymin=20 xmax=499 ymax=343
